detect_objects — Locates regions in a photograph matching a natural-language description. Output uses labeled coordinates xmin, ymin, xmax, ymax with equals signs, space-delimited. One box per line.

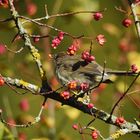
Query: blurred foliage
xmin=0 ymin=0 xmax=140 ymax=140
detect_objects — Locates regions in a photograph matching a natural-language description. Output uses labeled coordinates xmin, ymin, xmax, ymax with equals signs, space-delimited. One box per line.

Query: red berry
xmin=27 ymin=3 xmax=37 ymax=16
xmin=0 ymin=0 xmax=9 ymax=8
xmin=0 ymin=77 xmax=4 ymax=86
xmin=119 ymin=40 xmax=129 ymax=52
xmin=80 ymin=82 xmax=89 ymax=91
xmin=93 ymin=12 xmax=103 ymax=21
xmin=96 ymin=34 xmax=106 ymax=46
xmin=122 ymin=18 xmax=132 ymax=27
xmin=33 ymin=37 xmax=40 ymax=43
xmin=72 ymin=124 xmax=78 ymax=130
xmin=60 ymin=91 xmax=70 ymax=100
xmin=131 ymin=64 xmax=138 ymax=73
xmin=0 ymin=44 xmax=6 ymax=54
xmin=134 ymin=0 xmax=140 ymax=3
xmin=87 ymin=55 xmax=95 ymax=62
xmin=87 ymin=103 xmax=94 ymax=109
xmin=51 ymin=32 xmax=65 ymax=49
xmin=67 ymin=44 xmax=78 ymax=55
xmin=81 ymin=51 xmax=95 ymax=63
xmin=91 ymin=130 xmax=98 ymax=139
xmin=115 ymin=116 xmax=125 ymax=125
xmin=19 ymin=98 xmax=30 ymax=112
xmin=7 ymin=118 xmax=16 ymax=128
xmin=58 ymin=32 xmax=65 ymax=40
xmin=119 ymin=117 xmax=125 ymax=123
xmin=18 ymin=132 xmax=27 ymax=140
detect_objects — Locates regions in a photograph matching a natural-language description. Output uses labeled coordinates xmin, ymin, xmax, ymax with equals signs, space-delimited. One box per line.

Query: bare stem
xmin=8 ymin=0 xmax=46 ymax=80
xmin=110 ymin=72 xmax=140 ymax=117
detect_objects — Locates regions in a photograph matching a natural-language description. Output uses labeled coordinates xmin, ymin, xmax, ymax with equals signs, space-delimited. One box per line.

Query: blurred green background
xmin=0 ymin=0 xmax=140 ymax=139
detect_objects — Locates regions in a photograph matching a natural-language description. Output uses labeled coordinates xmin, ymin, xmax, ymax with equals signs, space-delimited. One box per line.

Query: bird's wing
xmin=69 ymin=61 xmax=107 ymax=84
xmin=75 ymin=61 xmax=104 ymax=75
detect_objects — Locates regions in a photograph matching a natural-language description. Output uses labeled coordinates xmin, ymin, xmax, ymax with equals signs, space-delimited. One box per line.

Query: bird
xmin=52 ymin=52 xmax=137 ymax=92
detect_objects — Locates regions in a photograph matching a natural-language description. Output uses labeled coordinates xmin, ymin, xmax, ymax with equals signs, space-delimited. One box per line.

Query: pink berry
xmin=122 ymin=18 xmax=132 ymax=27
xmin=115 ymin=116 xmax=125 ymax=125
xmin=67 ymin=44 xmax=78 ymax=55
xmin=119 ymin=40 xmax=129 ymax=52
xmin=0 ymin=44 xmax=6 ymax=54
xmin=131 ymin=64 xmax=138 ymax=73
xmin=18 ymin=132 xmax=27 ymax=140
xmin=60 ymin=91 xmax=70 ymax=100
xmin=7 ymin=118 xmax=16 ymax=128
xmin=93 ymin=12 xmax=103 ymax=21
xmin=96 ymin=34 xmax=106 ymax=46
xmin=81 ymin=51 xmax=95 ymax=63
xmin=58 ymin=32 xmax=65 ymax=40
xmin=33 ymin=37 xmax=40 ymax=43
xmin=27 ymin=3 xmax=37 ymax=16
xmin=87 ymin=103 xmax=94 ymax=109
xmin=80 ymin=82 xmax=89 ymax=91
xmin=51 ymin=37 xmax=61 ymax=49
xmin=87 ymin=55 xmax=95 ymax=62
xmin=51 ymin=32 xmax=65 ymax=49
xmin=72 ymin=124 xmax=78 ymax=130
xmin=19 ymin=98 xmax=30 ymax=112
xmin=0 ymin=77 xmax=4 ymax=86
xmin=91 ymin=130 xmax=98 ymax=139
xmin=0 ymin=0 xmax=9 ymax=8
xmin=134 ymin=0 xmax=140 ymax=3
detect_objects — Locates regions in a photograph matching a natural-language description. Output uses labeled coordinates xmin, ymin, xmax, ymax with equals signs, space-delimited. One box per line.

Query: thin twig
xmin=4 ymin=45 xmax=24 ymax=54
xmin=19 ymin=15 xmax=90 ymax=40
xmin=5 ymin=82 xmax=27 ymax=95
xmin=0 ymin=17 xmax=13 ymax=22
xmin=29 ymin=34 xmax=51 ymax=39
xmin=23 ymin=8 xmax=107 ymax=22
xmin=0 ymin=97 xmax=47 ymax=128
xmin=115 ymin=6 xmax=128 ymax=14
xmin=110 ymin=72 xmax=140 ymax=117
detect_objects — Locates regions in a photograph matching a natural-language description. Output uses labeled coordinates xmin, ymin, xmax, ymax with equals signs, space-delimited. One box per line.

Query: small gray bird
xmin=53 ymin=52 xmax=136 ymax=91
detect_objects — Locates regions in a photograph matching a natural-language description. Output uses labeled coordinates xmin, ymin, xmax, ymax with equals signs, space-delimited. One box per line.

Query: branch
xmin=3 ymin=76 xmax=40 ymax=94
xmin=110 ymin=72 xmax=140 ymax=117
xmin=128 ymin=0 xmax=140 ymax=39
xmin=105 ymin=128 xmax=133 ymax=140
xmin=2 ymin=76 xmax=140 ymax=137
xmin=18 ymin=15 xmax=90 ymax=40
xmin=34 ymin=8 xmax=107 ymax=21
xmin=8 ymin=0 xmax=46 ymax=80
